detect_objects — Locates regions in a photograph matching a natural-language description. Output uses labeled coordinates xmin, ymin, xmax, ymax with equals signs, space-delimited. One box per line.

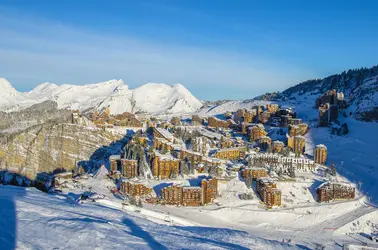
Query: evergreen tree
xmin=190 ymin=159 xmax=195 ymax=175
xmin=161 ymin=144 xmax=168 ymax=154
xmin=289 ymin=167 xmax=296 ymax=178
xmin=245 ymin=175 xmax=253 ymax=189
xmin=330 ymin=164 xmax=337 ymax=176
xmin=137 ymin=199 xmax=143 ymax=208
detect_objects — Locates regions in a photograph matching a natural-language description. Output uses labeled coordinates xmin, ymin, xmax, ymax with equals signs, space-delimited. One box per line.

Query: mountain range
xmin=0 ymin=78 xmax=203 ymax=115
xmin=1 ymin=64 xmax=377 ymax=121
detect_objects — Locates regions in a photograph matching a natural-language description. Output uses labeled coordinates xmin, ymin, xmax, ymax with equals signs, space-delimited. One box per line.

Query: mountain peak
xmin=0 ymin=78 xmax=18 ymax=97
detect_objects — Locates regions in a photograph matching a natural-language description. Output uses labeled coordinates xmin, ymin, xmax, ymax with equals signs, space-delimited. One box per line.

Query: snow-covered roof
xmin=155 ymin=128 xmax=174 ymax=140
xmin=216 ymin=146 xmax=246 ymax=153
xmin=316 ymin=144 xmax=327 ymax=149
xmin=154 ymin=150 xmax=179 ymax=161
xmin=109 ymin=155 xmax=121 ymax=160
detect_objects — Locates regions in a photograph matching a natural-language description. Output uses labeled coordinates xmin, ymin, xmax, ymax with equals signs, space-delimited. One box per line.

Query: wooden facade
xmin=121 ymin=159 xmax=138 ymax=178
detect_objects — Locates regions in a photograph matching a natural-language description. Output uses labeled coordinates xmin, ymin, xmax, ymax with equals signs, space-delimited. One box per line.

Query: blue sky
xmin=0 ymin=0 xmax=377 ymax=100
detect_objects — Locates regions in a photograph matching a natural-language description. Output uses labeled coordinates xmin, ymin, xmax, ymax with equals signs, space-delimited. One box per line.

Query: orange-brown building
xmin=182 ymin=187 xmax=202 ymax=206
xmin=288 ymin=118 xmax=302 ymax=125
xmin=272 ymin=140 xmax=285 ymax=153
xmin=248 ymin=124 xmax=267 ymax=142
xmin=192 ymin=115 xmax=204 ymax=126
xmin=256 ymin=178 xmax=281 ymax=208
xmin=161 ymin=185 xmax=183 ymax=205
xmin=235 ymin=109 xmax=255 ymax=124
xmin=201 ymin=178 xmax=218 ymax=204
xmin=316 ymin=182 xmax=355 ymax=203
xmin=92 ymin=111 xmax=143 ymax=127
xmin=121 ymin=159 xmax=138 ymax=178
xmin=152 ymin=155 xmax=180 ymax=179
xmin=241 ymin=168 xmax=267 ymax=180
xmin=314 ymin=144 xmax=327 ymax=165
xmin=208 ymin=116 xmax=228 ymax=128
xmin=179 ymin=149 xmax=203 ymax=163
xmin=266 ymin=104 xmax=279 ymax=113
xmin=161 ymin=178 xmax=218 ymax=206
xmin=288 ymin=135 xmax=305 ymax=156
xmin=258 ymin=111 xmax=271 ymax=124
xmin=109 ymin=155 xmax=121 ymax=173
xmin=120 ymin=181 xmax=153 ymax=197
xmin=213 ymin=147 xmax=246 ymax=160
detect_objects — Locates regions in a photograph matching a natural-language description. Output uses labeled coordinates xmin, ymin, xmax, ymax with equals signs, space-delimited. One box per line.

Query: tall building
xmin=152 ymin=155 xmax=180 ymax=179
xmin=272 ymin=140 xmax=285 ymax=153
xmin=266 ymin=104 xmax=279 ymax=113
xmin=318 ymin=104 xmax=330 ymax=127
xmin=248 ymin=124 xmax=267 ymax=142
xmin=201 ymin=178 xmax=218 ymax=205
xmin=316 ymin=182 xmax=355 ymax=202
xmin=161 ymin=178 xmax=218 ymax=206
xmin=241 ymin=168 xmax=267 ymax=180
xmin=314 ymin=144 xmax=327 ymax=165
xmin=259 ymin=136 xmax=272 ymax=151
xmin=256 ymin=178 xmax=282 ymax=208
xmin=109 ymin=155 xmax=121 ymax=173
xmin=121 ymin=159 xmax=138 ymax=178
xmin=213 ymin=147 xmax=246 ymax=160
xmin=290 ymin=136 xmax=305 ymax=156
xmin=120 ymin=181 xmax=153 ymax=197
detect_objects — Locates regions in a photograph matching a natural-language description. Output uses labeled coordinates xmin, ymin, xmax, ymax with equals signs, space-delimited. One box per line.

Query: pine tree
xmin=330 ymin=164 xmax=337 ymax=176
xmin=161 ymin=144 xmax=168 ymax=154
xmin=245 ymin=175 xmax=253 ymax=189
xmin=137 ymin=199 xmax=143 ymax=208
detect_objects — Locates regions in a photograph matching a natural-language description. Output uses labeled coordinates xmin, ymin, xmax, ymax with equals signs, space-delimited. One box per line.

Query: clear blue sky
xmin=0 ymin=0 xmax=377 ymax=100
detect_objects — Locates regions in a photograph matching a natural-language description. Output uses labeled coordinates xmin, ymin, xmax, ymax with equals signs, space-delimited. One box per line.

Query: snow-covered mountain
xmin=200 ymin=65 xmax=378 ymax=122
xmin=0 ymin=78 xmax=203 ymax=115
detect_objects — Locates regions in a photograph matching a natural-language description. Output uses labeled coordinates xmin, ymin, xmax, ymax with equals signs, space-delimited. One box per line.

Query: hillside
xmin=0 ymin=123 xmax=124 ymax=181
xmin=0 ymin=185 xmax=294 ymax=250
xmin=0 ymin=78 xmax=203 ymax=115
xmin=277 ymin=66 xmax=378 ymax=121
xmin=200 ymin=65 xmax=378 ymax=122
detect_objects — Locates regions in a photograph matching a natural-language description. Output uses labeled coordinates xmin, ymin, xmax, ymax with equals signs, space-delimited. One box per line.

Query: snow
xmin=0 ymin=79 xmax=203 ymax=115
xmin=0 ymin=186 xmax=295 ymax=250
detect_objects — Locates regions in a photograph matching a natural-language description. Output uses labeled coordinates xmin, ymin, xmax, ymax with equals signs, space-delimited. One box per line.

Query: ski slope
xmin=0 ymin=186 xmax=295 ymax=250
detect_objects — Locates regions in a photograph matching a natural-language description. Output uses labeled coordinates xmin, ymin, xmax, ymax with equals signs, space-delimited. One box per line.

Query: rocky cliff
xmin=0 ymin=122 xmax=124 ymax=180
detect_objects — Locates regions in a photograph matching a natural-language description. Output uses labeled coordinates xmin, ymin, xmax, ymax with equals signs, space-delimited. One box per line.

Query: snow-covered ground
xmin=0 ymin=185 xmax=297 ymax=250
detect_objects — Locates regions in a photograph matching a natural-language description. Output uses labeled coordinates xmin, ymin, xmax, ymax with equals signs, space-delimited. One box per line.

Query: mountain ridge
xmin=0 ymin=79 xmax=203 ymax=115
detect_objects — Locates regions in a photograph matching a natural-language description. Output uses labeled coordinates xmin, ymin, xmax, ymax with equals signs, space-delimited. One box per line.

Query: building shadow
xmin=153 ymin=182 xmax=173 ymax=197
xmin=122 ymin=217 xmax=168 ymax=250
xmin=309 ymin=180 xmax=323 ymax=201
xmin=0 ymin=185 xmax=26 ymax=250
xmin=187 ymin=175 xmax=208 ymax=186
xmin=78 ymin=133 xmax=130 ymax=173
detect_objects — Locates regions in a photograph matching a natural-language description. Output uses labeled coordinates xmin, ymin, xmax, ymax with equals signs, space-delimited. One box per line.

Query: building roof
xmin=109 ymin=155 xmax=121 ymax=160
xmin=155 ymin=127 xmax=174 ymax=140
xmin=215 ymin=146 xmax=246 ymax=153
xmin=316 ymin=144 xmax=327 ymax=149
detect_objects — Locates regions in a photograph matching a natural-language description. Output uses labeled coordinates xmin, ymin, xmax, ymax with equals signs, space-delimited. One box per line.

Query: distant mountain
xmin=280 ymin=65 xmax=378 ymax=121
xmin=0 ymin=79 xmax=203 ymax=115
xmin=200 ymin=65 xmax=378 ymax=122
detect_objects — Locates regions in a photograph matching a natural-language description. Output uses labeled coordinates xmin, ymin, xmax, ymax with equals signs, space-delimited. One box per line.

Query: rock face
xmin=0 ymin=101 xmax=72 ymax=133
xmin=0 ymin=123 xmax=122 ymax=180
